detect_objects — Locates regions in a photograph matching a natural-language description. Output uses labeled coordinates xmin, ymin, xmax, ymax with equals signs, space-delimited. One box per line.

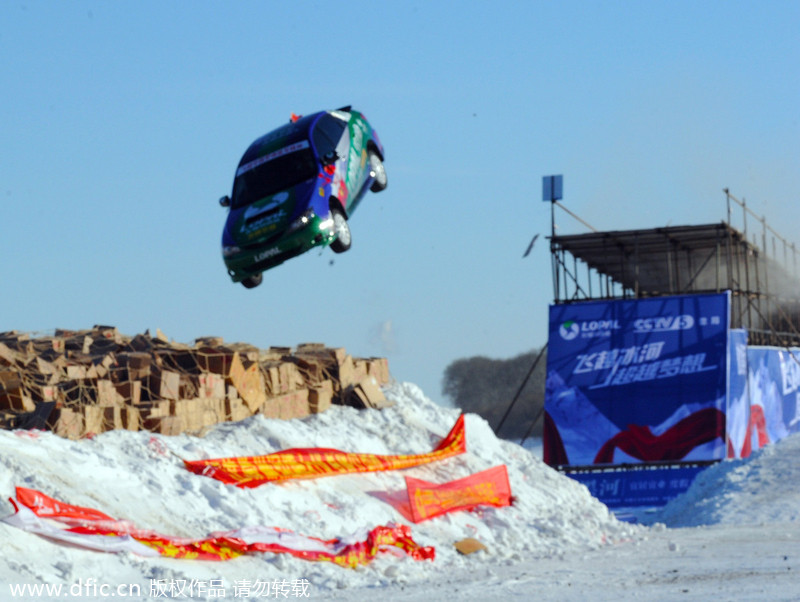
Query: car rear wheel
xmin=242 ymin=273 xmax=263 ymax=288
xmin=330 ymin=209 xmax=351 ymax=253
xmin=369 ymin=151 xmax=387 ymax=192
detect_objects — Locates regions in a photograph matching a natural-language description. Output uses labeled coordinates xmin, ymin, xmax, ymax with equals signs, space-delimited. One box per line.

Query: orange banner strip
xmin=184 ymin=415 xmax=467 ymax=488
xmin=406 ymin=465 xmax=512 ymax=523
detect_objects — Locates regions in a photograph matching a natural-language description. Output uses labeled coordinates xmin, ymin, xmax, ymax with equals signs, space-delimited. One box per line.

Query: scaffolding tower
xmin=549 ymin=190 xmax=800 ymax=347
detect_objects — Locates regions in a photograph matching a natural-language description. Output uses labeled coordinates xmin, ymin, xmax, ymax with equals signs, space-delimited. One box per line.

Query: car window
xmin=312 ymin=114 xmax=348 ymax=158
xmin=231 ymin=146 xmax=317 ymax=209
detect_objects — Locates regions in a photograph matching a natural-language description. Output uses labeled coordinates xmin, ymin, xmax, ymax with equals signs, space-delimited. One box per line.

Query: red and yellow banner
xmin=403 ymin=465 xmax=512 ymax=523
xmin=369 ymin=466 xmax=512 ymax=523
xmin=184 ymin=415 xmax=467 ymax=487
xmin=4 ymin=487 xmax=434 ymax=566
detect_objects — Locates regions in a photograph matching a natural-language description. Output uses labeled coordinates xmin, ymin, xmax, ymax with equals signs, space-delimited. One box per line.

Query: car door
xmin=312 ymin=113 xmax=352 ymax=210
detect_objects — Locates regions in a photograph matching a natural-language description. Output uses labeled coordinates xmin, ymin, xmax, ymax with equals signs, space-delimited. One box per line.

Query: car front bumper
xmin=223 ymin=214 xmax=336 ymax=282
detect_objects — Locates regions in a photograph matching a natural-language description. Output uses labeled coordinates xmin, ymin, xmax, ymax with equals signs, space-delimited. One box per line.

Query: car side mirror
xmin=219 ymin=195 xmax=231 ymax=208
xmin=321 ymin=150 xmax=339 ymax=166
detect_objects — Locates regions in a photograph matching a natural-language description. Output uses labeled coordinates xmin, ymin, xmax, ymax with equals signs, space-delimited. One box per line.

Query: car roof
xmin=237 ymin=107 xmax=356 ymax=168
xmin=237 ymin=111 xmax=324 ymax=168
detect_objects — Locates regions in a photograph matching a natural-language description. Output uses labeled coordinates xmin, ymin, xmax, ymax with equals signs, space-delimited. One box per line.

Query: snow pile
xmin=651 ymin=432 xmax=800 ymax=528
xmin=0 ymin=382 xmax=640 ymax=599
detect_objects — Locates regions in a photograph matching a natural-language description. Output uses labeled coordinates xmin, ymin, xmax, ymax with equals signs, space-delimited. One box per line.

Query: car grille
xmin=242 ymin=232 xmax=282 ymax=249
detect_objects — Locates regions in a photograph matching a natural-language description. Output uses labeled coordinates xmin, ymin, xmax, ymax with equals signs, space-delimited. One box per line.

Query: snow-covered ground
xmin=1 ymin=382 xmax=798 ymax=601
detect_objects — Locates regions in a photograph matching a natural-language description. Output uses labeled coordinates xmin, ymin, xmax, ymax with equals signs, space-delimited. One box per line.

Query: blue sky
xmin=2 ymin=1 xmax=799 ymax=406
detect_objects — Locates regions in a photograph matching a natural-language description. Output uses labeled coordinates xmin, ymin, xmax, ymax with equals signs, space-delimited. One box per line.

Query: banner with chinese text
xmin=568 ymin=464 xmax=709 ymax=507
xmin=544 ymin=293 xmax=730 ymax=468
xmin=184 ymin=415 xmax=466 ymax=487
xmin=405 ymin=465 xmax=511 ymax=523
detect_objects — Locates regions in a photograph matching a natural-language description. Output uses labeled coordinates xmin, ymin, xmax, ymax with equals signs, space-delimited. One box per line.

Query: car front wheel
xmin=241 ymin=272 xmax=263 ymax=288
xmin=330 ymin=209 xmax=351 ymax=253
xmin=369 ymin=151 xmax=387 ymax=192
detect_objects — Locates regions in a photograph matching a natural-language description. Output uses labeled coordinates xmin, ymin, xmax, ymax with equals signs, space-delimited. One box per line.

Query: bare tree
xmin=442 ymin=347 xmax=546 ymax=440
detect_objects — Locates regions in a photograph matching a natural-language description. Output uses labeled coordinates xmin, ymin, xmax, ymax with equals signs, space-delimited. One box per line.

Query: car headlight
xmin=222 ymin=245 xmax=241 ymax=258
xmin=288 ymin=209 xmax=315 ymax=232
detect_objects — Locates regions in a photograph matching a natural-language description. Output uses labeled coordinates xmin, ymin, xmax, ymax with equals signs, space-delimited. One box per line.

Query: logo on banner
xmin=633 ymin=315 xmax=695 ymax=333
xmin=559 ymin=321 xmax=580 ymax=340
xmin=559 ymin=319 xmax=620 ymax=340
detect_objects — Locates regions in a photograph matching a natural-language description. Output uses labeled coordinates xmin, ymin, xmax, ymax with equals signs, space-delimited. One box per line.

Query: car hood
xmin=223 ymin=181 xmax=314 ymax=247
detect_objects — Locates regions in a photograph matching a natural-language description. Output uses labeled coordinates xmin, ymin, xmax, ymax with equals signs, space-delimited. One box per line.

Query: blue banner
xmin=544 ymin=293 xmax=730 ymax=467
xmin=728 ymin=345 xmax=800 ymax=458
xmin=567 ymin=465 xmax=710 ymax=508
xmin=726 ymin=329 xmax=749 ymax=458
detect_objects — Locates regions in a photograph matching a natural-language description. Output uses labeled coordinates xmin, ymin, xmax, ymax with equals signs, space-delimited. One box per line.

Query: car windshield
xmin=231 ymin=145 xmax=318 ymax=209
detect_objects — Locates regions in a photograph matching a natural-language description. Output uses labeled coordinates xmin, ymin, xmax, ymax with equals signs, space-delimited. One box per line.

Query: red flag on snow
xmin=3 ymin=487 xmax=434 ymax=566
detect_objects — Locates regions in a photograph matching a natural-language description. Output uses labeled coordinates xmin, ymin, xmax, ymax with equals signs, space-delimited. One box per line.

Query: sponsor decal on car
xmin=337 ymin=182 xmax=349 ymax=203
xmin=346 ymin=120 xmax=368 ymax=187
xmin=243 ymin=209 xmax=286 ymax=236
xmin=253 ymin=247 xmax=281 ymax=262
xmin=243 ymin=192 xmax=289 ymax=221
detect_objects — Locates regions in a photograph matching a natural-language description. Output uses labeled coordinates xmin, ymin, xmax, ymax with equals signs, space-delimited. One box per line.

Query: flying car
xmin=219 ymin=106 xmax=387 ymax=288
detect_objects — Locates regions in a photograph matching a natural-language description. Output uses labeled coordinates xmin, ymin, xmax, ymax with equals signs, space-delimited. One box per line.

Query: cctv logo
xmin=633 ymin=315 xmax=695 ymax=333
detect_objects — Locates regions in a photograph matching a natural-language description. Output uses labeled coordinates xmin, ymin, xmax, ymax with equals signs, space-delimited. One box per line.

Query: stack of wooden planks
xmin=0 ymin=327 xmax=392 ymax=439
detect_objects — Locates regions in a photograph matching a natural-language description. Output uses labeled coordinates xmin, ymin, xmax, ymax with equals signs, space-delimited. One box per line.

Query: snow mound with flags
xmin=0 ymin=382 xmax=641 ymax=599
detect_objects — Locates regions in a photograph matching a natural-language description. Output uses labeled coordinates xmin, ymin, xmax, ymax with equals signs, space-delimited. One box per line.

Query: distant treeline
xmin=442 ymin=346 xmax=547 ymax=441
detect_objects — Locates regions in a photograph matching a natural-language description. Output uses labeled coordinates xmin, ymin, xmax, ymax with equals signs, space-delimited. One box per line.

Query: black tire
xmin=330 ymin=209 xmax=351 ymax=253
xmin=241 ymin=273 xmax=263 ymax=288
xmin=369 ymin=151 xmax=388 ymax=192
